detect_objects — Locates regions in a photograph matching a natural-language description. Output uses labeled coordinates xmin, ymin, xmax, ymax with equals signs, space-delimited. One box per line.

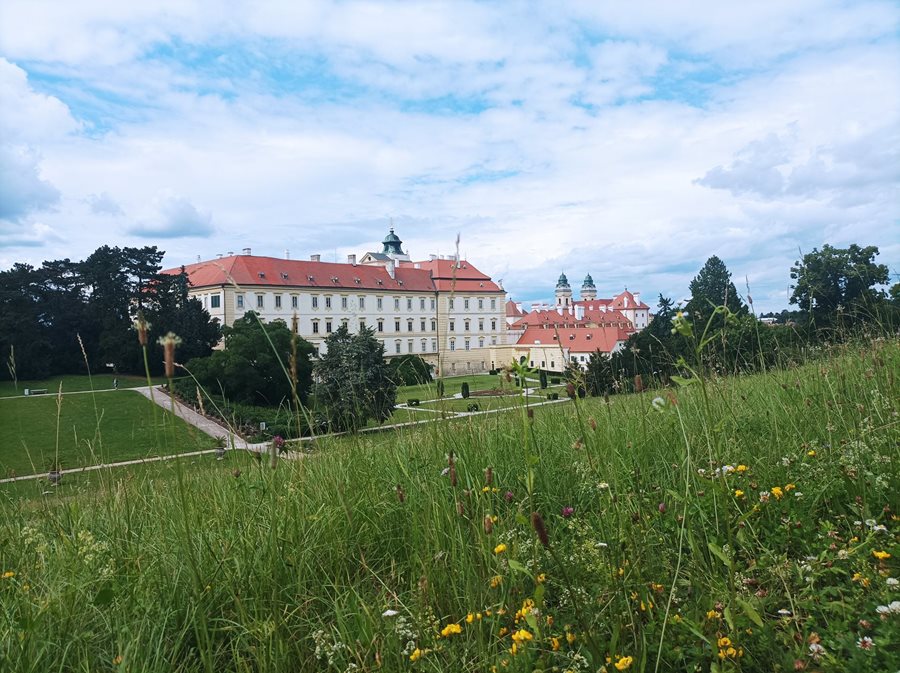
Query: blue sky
xmin=1 ymin=0 xmax=898 ymax=311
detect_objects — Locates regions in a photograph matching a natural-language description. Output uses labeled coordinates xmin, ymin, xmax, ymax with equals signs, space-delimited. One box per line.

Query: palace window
xmin=420 ymin=319 xmax=426 ymax=332
xmin=236 ymin=294 xmax=244 ymax=309
xmin=325 ymin=296 xmax=332 ymax=309
xmin=325 ymin=321 xmax=332 ymax=333
xmin=312 ymin=295 xmax=318 ymax=309
xmin=407 ymin=320 xmax=414 ymax=332
xmin=256 ymin=294 xmax=264 ymax=309
xmin=274 ymin=295 xmax=282 ymax=309
xmin=449 ymin=339 xmax=456 ymax=351
xmin=420 ymin=298 xmax=426 ymax=310
xmin=395 ymin=320 xmax=401 ymax=332
xmin=407 ymin=298 xmax=413 ymax=310
xmin=377 ymin=320 xmax=384 ymax=333
xmin=377 ymin=297 xmax=383 ymax=310
xmin=464 ymin=298 xmax=469 ymax=310
xmin=491 ymin=319 xmax=497 ymax=331
xmin=395 ymin=341 xmax=402 ymax=354
xmin=291 ymin=295 xmax=299 ymax=309
xmin=359 ymin=320 xmax=366 ymax=332
xmin=394 ymin=297 xmax=400 ymax=310
xmin=341 ymin=296 xmax=348 ymax=309
xmin=464 ymin=320 xmax=470 ymax=331
xmin=358 ymin=296 xmax=365 ymax=310
xmin=210 ymin=295 xmax=221 ymax=308
xmin=449 ymin=298 xmax=455 ymax=310
xmin=464 ymin=339 xmax=470 ymax=351
xmin=312 ymin=322 xmax=319 ymax=334
xmin=478 ymin=299 xmax=483 ymax=310
xmin=449 ymin=320 xmax=455 ymax=332
xmin=491 ymin=298 xmax=496 ymax=310
xmin=478 ymin=319 xmax=484 ymax=331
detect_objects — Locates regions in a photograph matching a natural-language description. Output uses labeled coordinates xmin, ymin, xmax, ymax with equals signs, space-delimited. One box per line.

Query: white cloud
xmin=86 ymin=192 xmax=125 ymax=216
xmin=129 ymin=194 xmax=214 ymax=238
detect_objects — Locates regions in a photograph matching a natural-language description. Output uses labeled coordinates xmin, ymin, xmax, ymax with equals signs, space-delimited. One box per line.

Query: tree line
xmin=0 ymin=245 xmax=220 ymax=380
xmin=580 ymin=244 xmax=897 ymax=397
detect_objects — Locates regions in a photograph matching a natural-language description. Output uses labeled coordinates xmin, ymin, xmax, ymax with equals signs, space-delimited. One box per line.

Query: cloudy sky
xmin=1 ymin=1 xmax=898 ymax=311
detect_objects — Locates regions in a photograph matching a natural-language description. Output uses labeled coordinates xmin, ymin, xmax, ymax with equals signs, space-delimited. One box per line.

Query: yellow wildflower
xmin=1 ymin=571 xmax=14 ymax=579
xmin=771 ymin=486 xmax=784 ymax=499
xmin=650 ymin=582 xmax=664 ymax=592
xmin=617 ymin=567 xmax=625 ymax=577
xmin=671 ymin=614 xmax=682 ymax=623
xmin=614 ymin=655 xmax=634 ymax=670
xmin=494 ymin=543 xmax=507 ymax=555
xmin=490 ymin=575 xmax=502 ymax=588
xmin=536 ymin=573 xmax=546 ymax=584
xmin=511 ymin=628 xmax=533 ymax=644
xmin=873 ymin=550 xmax=891 ymax=560
xmin=499 ymin=627 xmax=509 ymax=637
xmin=466 ymin=613 xmax=475 ymax=624
xmin=441 ymin=623 xmax=462 ymax=638
xmin=707 ymin=610 xmax=720 ymax=620
xmin=410 ymin=648 xmax=424 ymax=662
xmin=734 ymin=490 xmax=745 ymax=498
xmin=784 ymin=483 xmax=796 ymax=492
xmin=717 ymin=636 xmax=732 ymax=647
xmin=736 ymin=465 xmax=748 ymax=473
xmin=566 ymin=631 xmax=576 ymax=645
xmin=112 ymin=655 xmax=123 ymax=665
xmin=807 ymin=450 xmax=816 ymax=457
xmin=551 ymin=636 xmax=561 ymax=651
xmin=482 ymin=486 xmax=491 ymax=493
xmin=852 ymin=572 xmax=871 ymax=587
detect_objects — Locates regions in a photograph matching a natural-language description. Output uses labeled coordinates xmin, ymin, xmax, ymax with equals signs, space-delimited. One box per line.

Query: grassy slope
xmin=0 ymin=341 xmax=897 ymax=672
xmin=0 ymin=390 xmax=215 ymax=475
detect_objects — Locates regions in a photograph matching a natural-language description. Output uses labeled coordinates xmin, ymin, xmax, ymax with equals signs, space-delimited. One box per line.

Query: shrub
xmin=550 ymin=377 xmax=561 ymax=384
xmin=461 ymin=382 xmax=470 ymax=398
xmin=466 ymin=402 xmax=480 ymax=412
xmin=547 ymin=392 xmax=559 ymax=400
xmin=407 ymin=398 xmax=420 ymax=407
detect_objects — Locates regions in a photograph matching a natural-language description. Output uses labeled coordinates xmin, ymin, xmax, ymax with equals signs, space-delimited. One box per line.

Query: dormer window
xmin=376 ymin=279 xmax=383 ymax=285
xmin=280 ymin=272 xmax=289 ymax=279
xmin=307 ymin=275 xmax=315 ymax=282
xmin=331 ymin=276 xmax=339 ymax=283
xmin=354 ymin=277 xmax=361 ymax=284
xmin=398 ymin=280 xmax=404 ymax=286
xmin=258 ymin=272 xmax=266 ymax=278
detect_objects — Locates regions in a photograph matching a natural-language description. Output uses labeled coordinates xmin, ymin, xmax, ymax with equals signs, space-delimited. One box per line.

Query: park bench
xmin=24 ymin=388 xmax=49 ymax=395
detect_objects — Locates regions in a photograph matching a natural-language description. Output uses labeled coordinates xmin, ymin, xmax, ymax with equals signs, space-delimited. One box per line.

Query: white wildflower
xmin=382 ymin=609 xmax=399 ymax=618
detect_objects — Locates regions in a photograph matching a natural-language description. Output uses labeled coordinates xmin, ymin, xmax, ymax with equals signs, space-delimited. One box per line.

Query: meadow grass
xmin=0 ymin=339 xmax=897 ymax=672
xmin=0 ymin=390 xmax=215 ymax=475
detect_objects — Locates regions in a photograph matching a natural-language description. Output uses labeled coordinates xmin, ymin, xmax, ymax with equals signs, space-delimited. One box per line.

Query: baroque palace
xmin=165 ymin=228 xmax=650 ymax=374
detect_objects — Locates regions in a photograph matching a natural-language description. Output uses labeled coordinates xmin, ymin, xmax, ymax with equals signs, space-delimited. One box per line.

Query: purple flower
xmin=504 ymin=491 xmax=515 ymax=502
xmin=658 ymin=502 xmax=667 ymax=514
xmin=562 ymin=506 xmax=575 ymax=518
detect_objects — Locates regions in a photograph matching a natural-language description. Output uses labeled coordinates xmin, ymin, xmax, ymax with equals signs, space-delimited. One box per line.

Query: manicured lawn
xmin=398 ymin=372 xmax=515 ymax=401
xmin=0 ymin=390 xmax=215 ymax=476
xmin=0 ymin=374 xmax=168 ymax=398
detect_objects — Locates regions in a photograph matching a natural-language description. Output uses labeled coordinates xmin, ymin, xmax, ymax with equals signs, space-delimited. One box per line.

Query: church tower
xmin=555 ymin=272 xmax=572 ymax=307
xmin=381 ymin=227 xmax=410 ymax=261
xmin=581 ymin=273 xmax=597 ymax=301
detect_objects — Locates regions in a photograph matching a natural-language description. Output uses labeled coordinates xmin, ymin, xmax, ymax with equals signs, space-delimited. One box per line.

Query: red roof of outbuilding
xmin=517 ymin=326 xmax=632 ymax=354
xmin=162 ymin=255 xmax=435 ymax=292
xmin=611 ymin=290 xmax=650 ymax=310
xmin=506 ymin=300 xmax=525 ymax=317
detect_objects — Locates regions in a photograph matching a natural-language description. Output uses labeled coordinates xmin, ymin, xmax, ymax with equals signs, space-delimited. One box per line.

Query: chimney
xmin=386 ymin=259 xmax=396 ymax=279
xmin=310 ymin=254 xmax=321 ymax=262
xmin=429 ymin=254 xmax=438 ymax=261
xmin=347 ymin=254 xmax=356 ymax=265
xmin=633 ymin=291 xmax=641 ymax=305
xmin=242 ymin=247 xmax=251 ymax=255
xmin=575 ymin=305 xmax=584 ymax=320
xmin=227 ymin=251 xmax=234 ymax=256
xmin=285 ymin=249 xmax=290 ymax=260
xmin=216 ymin=253 xmax=223 ymax=259
xmin=556 ymin=306 xmax=563 ymax=316
xmin=196 ymin=255 xmax=200 ymax=263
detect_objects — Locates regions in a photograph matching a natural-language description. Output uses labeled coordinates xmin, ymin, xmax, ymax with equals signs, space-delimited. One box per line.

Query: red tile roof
xmin=401 ymin=259 xmax=502 ymax=292
xmin=517 ymin=326 xmax=632 ymax=354
xmin=611 ymin=290 xmax=650 ymax=310
xmin=162 ymin=255 xmax=436 ymax=292
xmin=506 ymin=300 xmax=526 ymax=317
xmin=515 ymin=307 xmax=633 ymax=329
